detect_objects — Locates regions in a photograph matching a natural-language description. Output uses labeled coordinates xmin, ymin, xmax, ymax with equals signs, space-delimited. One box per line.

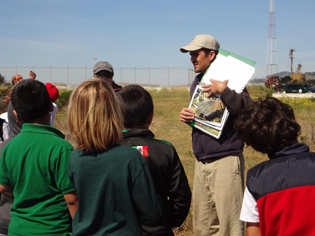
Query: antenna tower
xmin=266 ymin=0 xmax=278 ymax=78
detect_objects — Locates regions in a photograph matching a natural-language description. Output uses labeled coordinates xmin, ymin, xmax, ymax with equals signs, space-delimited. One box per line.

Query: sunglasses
xmin=96 ymin=72 xmax=113 ymax=78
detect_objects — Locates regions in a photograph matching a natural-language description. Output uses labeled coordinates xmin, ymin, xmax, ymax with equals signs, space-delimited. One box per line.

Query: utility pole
xmin=289 ymin=48 xmax=295 ymax=75
xmin=266 ymin=0 xmax=278 ymax=79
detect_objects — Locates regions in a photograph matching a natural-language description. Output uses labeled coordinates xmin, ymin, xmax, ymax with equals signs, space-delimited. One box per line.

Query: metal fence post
xmin=67 ymin=66 xmax=69 ymax=86
xmin=168 ymin=67 xmax=170 ymax=87
xmin=120 ymin=67 xmax=122 ymax=83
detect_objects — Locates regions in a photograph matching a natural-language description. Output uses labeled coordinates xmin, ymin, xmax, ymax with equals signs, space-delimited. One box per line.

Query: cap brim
xmin=94 ymin=68 xmax=113 ymax=74
xmin=180 ymin=44 xmax=202 ymax=53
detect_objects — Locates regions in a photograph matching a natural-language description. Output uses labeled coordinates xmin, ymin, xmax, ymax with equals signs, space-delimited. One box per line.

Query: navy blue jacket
xmin=190 ymin=73 xmax=251 ymax=160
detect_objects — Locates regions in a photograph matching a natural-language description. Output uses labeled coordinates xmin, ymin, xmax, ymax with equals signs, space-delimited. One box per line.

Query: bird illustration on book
xmin=191 ymin=87 xmax=225 ymax=123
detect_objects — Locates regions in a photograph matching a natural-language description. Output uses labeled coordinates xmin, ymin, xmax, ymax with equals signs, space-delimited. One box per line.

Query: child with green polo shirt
xmin=0 ymin=79 xmax=78 ymax=236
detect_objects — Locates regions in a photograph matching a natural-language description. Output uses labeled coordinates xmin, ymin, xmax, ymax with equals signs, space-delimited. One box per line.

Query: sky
xmin=1 ymin=0 xmax=315 ymax=85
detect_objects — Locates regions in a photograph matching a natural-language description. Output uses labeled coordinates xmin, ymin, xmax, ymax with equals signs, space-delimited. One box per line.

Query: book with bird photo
xmin=187 ymin=48 xmax=256 ymax=139
xmin=188 ymin=85 xmax=228 ymax=130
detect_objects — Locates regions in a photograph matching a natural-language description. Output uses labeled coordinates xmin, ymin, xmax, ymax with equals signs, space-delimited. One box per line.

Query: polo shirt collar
xmin=21 ymin=123 xmax=65 ymax=139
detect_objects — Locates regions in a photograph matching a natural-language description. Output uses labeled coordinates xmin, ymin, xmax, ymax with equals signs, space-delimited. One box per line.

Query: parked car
xmin=284 ymin=84 xmax=315 ymax=93
xmin=303 ymin=84 xmax=315 ymax=93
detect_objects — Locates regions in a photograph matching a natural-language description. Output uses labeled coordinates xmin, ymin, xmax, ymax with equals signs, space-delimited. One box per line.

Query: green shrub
xmin=0 ymin=74 xmax=5 ymax=85
xmin=0 ymin=87 xmax=12 ymax=98
xmin=247 ymin=85 xmax=276 ymax=100
xmin=55 ymin=90 xmax=73 ymax=109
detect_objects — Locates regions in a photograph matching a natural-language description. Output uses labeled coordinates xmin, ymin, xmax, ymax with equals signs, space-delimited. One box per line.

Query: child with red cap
xmin=45 ymin=83 xmax=59 ymax=127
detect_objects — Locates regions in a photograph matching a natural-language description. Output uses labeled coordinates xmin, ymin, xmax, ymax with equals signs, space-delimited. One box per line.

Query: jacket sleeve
xmin=167 ymin=148 xmax=192 ymax=228
xmin=220 ymin=86 xmax=252 ymax=115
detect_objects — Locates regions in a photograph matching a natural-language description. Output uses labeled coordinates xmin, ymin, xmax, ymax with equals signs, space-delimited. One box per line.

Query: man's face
xmin=190 ymin=50 xmax=214 ymax=74
xmin=94 ymin=71 xmax=113 ymax=85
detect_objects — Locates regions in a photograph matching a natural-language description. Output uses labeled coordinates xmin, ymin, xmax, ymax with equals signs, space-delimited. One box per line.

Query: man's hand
xmin=202 ymin=79 xmax=228 ymax=97
xmin=29 ymin=71 xmax=36 ymax=79
xmin=180 ymin=108 xmax=195 ymax=123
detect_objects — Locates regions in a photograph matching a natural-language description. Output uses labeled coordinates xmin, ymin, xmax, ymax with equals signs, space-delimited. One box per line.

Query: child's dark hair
xmin=11 ymin=79 xmax=51 ymax=123
xmin=234 ymin=97 xmax=300 ymax=154
xmin=117 ymin=85 xmax=153 ymax=128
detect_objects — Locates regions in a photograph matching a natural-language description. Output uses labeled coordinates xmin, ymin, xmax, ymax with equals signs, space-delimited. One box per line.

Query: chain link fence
xmin=0 ymin=66 xmax=197 ymax=87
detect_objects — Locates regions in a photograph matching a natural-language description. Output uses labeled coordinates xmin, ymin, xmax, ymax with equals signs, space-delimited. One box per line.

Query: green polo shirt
xmin=69 ymin=145 xmax=161 ymax=235
xmin=0 ymin=123 xmax=74 ymax=236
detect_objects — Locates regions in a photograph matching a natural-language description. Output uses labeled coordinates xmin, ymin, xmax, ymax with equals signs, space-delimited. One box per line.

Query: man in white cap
xmin=179 ymin=34 xmax=251 ymax=236
xmin=93 ymin=61 xmax=122 ymax=92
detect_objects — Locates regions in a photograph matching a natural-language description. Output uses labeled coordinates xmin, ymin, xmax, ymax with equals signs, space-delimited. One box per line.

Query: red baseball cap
xmin=45 ymin=83 xmax=59 ymax=102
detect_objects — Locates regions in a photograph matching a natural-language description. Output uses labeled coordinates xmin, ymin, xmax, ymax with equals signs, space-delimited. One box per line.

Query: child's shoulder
xmin=143 ymin=129 xmax=175 ymax=147
xmin=41 ymin=131 xmax=73 ymax=152
xmin=14 ymin=125 xmax=73 ymax=152
xmin=154 ymin=138 xmax=175 ymax=148
xmin=114 ymin=144 xmax=144 ymax=156
xmin=71 ymin=145 xmax=142 ymax=158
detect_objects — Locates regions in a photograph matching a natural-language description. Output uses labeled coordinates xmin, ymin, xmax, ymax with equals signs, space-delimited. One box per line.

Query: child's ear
xmin=13 ymin=110 xmax=22 ymax=123
xmin=147 ymin=112 xmax=154 ymax=126
xmin=49 ymin=101 xmax=54 ymax=112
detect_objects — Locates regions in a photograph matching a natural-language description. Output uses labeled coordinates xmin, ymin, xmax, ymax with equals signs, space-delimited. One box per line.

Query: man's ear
xmin=147 ymin=112 xmax=154 ymax=126
xmin=208 ymin=50 xmax=216 ymax=62
xmin=49 ymin=101 xmax=54 ymax=112
xmin=13 ymin=110 xmax=22 ymax=123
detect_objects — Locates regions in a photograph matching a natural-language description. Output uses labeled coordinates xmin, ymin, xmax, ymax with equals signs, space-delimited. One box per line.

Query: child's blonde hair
xmin=68 ymin=79 xmax=123 ymax=153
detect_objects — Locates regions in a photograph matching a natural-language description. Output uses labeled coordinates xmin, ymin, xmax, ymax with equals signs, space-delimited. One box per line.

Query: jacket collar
xmin=268 ymin=143 xmax=309 ymax=159
xmin=122 ymin=128 xmax=154 ymax=139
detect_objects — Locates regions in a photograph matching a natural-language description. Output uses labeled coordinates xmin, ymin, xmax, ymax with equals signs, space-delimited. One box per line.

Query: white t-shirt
xmin=50 ymin=103 xmax=58 ymax=127
xmin=240 ymin=187 xmax=260 ymax=223
xmin=0 ymin=112 xmax=10 ymax=142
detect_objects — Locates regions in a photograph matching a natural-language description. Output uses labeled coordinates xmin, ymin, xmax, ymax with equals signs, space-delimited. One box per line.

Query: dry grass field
xmin=52 ymin=85 xmax=315 ymax=236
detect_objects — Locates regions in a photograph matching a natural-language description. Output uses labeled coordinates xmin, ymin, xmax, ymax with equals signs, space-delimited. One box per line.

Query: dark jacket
xmin=191 ymin=73 xmax=251 ymax=161
xmin=0 ymin=102 xmax=23 ymax=234
xmin=247 ymin=143 xmax=315 ymax=236
xmin=121 ymin=129 xmax=191 ymax=236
